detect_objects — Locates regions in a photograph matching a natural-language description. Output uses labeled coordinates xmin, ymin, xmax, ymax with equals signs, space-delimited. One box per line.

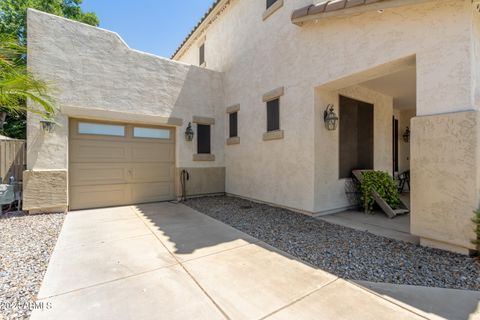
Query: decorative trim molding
xmin=226 ymin=104 xmax=240 ymax=114
xmin=227 ymin=136 xmax=240 ymax=145
xmin=172 ymin=0 xmax=232 ymax=60
xmin=193 ymin=116 xmax=215 ymax=125
xmin=262 ymin=87 xmax=284 ymax=102
xmin=193 ymin=154 xmax=216 ymax=161
xmin=263 ymin=130 xmax=284 ymax=141
xmin=263 ymin=0 xmax=284 ymax=21
xmin=197 ymin=35 xmax=207 ymax=47
xmin=61 ymin=105 xmax=183 ymax=127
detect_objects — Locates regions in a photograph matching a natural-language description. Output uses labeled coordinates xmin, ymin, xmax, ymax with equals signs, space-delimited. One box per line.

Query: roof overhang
xmin=291 ymin=0 xmax=435 ymax=25
xmin=172 ymin=0 xmax=230 ymax=60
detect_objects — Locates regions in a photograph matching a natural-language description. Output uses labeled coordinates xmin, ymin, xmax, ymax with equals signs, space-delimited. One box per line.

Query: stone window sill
xmin=263 ymin=0 xmax=284 ymax=21
xmin=227 ymin=137 xmax=240 ymax=145
xmin=263 ymin=130 xmax=284 ymax=141
xmin=193 ymin=154 xmax=215 ymax=161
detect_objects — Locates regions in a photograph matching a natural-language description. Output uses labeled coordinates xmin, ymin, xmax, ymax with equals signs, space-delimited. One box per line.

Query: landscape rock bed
xmin=0 ymin=211 xmax=65 ymax=320
xmin=186 ymin=196 xmax=480 ymax=291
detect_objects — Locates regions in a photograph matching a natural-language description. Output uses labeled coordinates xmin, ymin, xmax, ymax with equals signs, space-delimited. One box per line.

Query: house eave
xmin=291 ymin=0 xmax=435 ymax=26
xmin=171 ymin=0 xmax=231 ymax=60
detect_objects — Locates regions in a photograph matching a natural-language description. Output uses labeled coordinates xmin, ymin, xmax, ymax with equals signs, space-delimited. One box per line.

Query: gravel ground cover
xmin=185 ymin=196 xmax=480 ymax=291
xmin=0 ymin=211 xmax=65 ymax=320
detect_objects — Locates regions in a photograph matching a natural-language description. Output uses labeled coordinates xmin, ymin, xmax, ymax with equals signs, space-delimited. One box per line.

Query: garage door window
xmin=78 ymin=122 xmax=125 ymax=137
xmin=133 ymin=127 xmax=171 ymax=139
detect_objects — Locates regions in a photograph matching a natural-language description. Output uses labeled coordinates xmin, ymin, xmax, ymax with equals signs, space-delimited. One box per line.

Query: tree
xmin=0 ymin=35 xmax=56 ymax=138
xmin=0 ymin=0 xmax=99 ymax=138
xmin=0 ymin=0 xmax=99 ymax=42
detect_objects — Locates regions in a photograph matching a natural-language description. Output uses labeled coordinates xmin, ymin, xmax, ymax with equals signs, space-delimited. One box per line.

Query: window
xmin=133 ymin=127 xmax=170 ymax=139
xmin=199 ymin=43 xmax=205 ymax=66
xmin=78 ymin=122 xmax=125 ymax=136
xmin=266 ymin=0 xmax=278 ymax=9
xmin=266 ymin=98 xmax=280 ymax=132
xmin=339 ymin=95 xmax=374 ymax=179
xmin=229 ymin=112 xmax=238 ymax=138
xmin=197 ymin=124 xmax=211 ymax=154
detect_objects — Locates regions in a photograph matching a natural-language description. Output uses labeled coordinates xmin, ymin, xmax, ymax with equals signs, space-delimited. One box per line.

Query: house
xmin=24 ymin=0 xmax=480 ymax=255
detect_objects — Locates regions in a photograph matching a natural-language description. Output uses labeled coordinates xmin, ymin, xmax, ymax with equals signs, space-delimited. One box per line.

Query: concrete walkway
xmin=30 ymin=202 xmax=479 ymax=320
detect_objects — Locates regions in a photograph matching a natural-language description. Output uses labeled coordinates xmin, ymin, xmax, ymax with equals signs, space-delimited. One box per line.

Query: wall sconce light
xmin=403 ymin=126 xmax=410 ymax=143
xmin=324 ymin=104 xmax=339 ymax=131
xmin=40 ymin=119 xmax=56 ymax=133
xmin=185 ymin=122 xmax=194 ymax=141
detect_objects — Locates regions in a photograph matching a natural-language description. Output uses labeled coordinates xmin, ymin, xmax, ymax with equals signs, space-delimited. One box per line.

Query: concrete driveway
xmin=30 ymin=202 xmax=478 ymax=320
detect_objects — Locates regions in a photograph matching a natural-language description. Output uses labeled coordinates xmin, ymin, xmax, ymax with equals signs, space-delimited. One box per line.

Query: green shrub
xmin=472 ymin=210 xmax=480 ymax=256
xmin=360 ymin=171 xmax=400 ymax=213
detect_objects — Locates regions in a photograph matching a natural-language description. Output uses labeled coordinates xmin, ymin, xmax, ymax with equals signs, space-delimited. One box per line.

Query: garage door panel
xmin=70 ymin=164 xmax=128 ymax=186
xmin=131 ymin=182 xmax=174 ymax=203
xmin=70 ymin=185 xmax=131 ymax=210
xmin=69 ymin=119 xmax=176 ymax=210
xmin=70 ymin=140 xmax=129 ymax=163
xmin=131 ymin=163 xmax=174 ymax=183
xmin=131 ymin=144 xmax=174 ymax=162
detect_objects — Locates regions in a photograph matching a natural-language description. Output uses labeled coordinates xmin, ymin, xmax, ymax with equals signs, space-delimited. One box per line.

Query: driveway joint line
xmin=130 ymin=205 xmax=231 ymax=320
xmin=345 ymin=280 xmax=431 ymax=319
xmin=36 ymin=263 xmax=179 ymax=301
xmin=258 ymin=277 xmax=340 ymax=320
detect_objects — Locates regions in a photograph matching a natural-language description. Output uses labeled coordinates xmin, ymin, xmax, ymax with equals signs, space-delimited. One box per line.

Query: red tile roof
xmin=292 ymin=0 xmax=386 ymax=20
xmin=171 ymin=0 xmax=222 ymax=59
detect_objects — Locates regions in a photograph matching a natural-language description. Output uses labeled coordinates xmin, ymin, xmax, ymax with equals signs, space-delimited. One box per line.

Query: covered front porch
xmin=314 ymin=51 xmax=477 ymax=255
xmin=319 ymin=193 xmax=417 ymax=244
xmin=321 ymin=60 xmax=416 ymax=244
xmin=314 ymin=55 xmax=417 ymax=243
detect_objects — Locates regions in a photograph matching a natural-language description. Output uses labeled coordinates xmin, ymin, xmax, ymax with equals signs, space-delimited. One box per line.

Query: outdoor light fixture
xmin=324 ymin=104 xmax=339 ymax=131
xmin=185 ymin=122 xmax=194 ymax=141
xmin=403 ymin=126 xmax=410 ymax=143
xmin=40 ymin=119 xmax=56 ymax=133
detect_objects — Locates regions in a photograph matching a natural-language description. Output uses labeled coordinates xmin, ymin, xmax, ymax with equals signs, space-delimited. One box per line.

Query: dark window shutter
xmin=197 ymin=124 xmax=211 ymax=154
xmin=199 ymin=44 xmax=205 ymax=65
xmin=339 ymin=95 xmax=374 ymax=179
xmin=266 ymin=0 xmax=277 ymax=9
xmin=267 ymin=99 xmax=280 ymax=132
xmin=229 ymin=112 xmax=238 ymax=138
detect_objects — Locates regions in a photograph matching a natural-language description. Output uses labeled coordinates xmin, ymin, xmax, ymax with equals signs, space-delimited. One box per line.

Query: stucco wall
xmin=25 ymin=10 xmax=226 ymax=210
xmin=176 ymin=0 xmax=476 ymax=215
xmin=174 ymin=0 xmax=479 ymax=252
xmin=411 ymin=111 xmax=478 ymax=253
xmin=473 ymin=4 xmax=480 ymax=110
xmin=398 ymin=109 xmax=416 ymax=173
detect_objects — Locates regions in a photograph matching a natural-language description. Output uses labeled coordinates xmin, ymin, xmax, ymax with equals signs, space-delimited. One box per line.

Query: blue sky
xmin=81 ymin=1 xmax=216 ymax=58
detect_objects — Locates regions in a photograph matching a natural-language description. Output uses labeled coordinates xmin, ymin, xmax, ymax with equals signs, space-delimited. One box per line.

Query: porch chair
xmin=352 ymin=170 xmax=409 ymax=219
xmin=0 ymin=183 xmax=15 ymax=214
xmin=397 ymin=170 xmax=410 ymax=193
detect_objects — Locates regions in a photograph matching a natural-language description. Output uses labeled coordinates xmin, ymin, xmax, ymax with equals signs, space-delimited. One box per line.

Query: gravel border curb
xmin=185 ymin=195 xmax=480 ymax=291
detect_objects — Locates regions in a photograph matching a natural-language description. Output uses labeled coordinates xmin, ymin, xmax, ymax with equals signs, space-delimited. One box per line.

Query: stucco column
xmin=410 ymin=111 xmax=478 ymax=254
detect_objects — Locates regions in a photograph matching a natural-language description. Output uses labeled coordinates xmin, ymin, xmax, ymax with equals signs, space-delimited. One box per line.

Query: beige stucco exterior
xmin=25 ymin=10 xmax=226 ymax=211
xmin=174 ymin=0 xmax=479 ymax=253
xmin=25 ymin=0 xmax=480 ymax=253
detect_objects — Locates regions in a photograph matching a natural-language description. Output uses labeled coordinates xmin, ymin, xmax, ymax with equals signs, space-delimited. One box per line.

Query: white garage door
xmin=69 ymin=119 xmax=175 ymax=210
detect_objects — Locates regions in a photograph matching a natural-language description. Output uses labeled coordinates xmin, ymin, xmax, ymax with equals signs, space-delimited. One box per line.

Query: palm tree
xmin=0 ymin=36 xmax=55 ymax=130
